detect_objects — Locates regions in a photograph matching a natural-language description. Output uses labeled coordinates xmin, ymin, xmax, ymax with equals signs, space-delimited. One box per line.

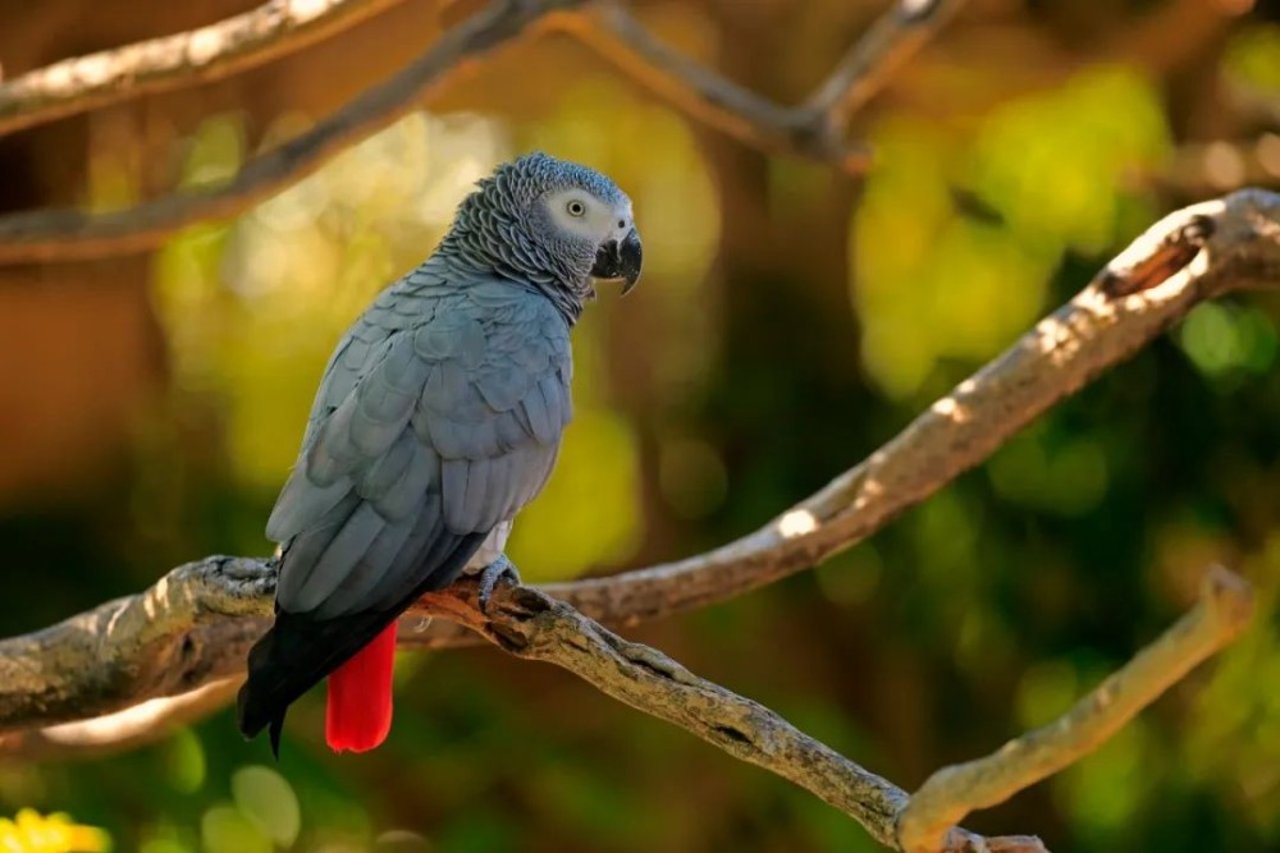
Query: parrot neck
xmin=439 ymin=183 xmax=596 ymax=326
xmin=438 ymin=232 xmax=590 ymax=326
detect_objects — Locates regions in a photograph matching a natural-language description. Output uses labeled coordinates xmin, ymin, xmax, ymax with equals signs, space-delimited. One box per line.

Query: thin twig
xmin=0 ymin=0 xmax=578 ymax=264
xmin=0 ymin=0 xmax=966 ymax=264
xmin=551 ymin=4 xmax=858 ymax=168
xmin=0 ymin=0 xmax=405 ymax=137
xmin=556 ymin=0 xmax=966 ymax=172
xmin=895 ymin=567 xmax=1255 ymax=853
xmin=802 ymin=0 xmax=966 ymax=138
xmin=1 ymin=188 xmax=1277 ymax=746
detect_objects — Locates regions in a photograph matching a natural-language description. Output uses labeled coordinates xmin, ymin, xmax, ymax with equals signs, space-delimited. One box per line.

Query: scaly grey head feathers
xmin=440 ymin=152 xmax=642 ymax=323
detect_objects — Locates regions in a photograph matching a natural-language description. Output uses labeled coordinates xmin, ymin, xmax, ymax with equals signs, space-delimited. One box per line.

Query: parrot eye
xmin=566 ymin=200 xmax=587 ymax=218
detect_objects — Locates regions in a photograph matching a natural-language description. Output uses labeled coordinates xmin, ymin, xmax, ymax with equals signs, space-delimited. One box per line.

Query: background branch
xmin=895 ymin=566 xmax=1255 ymax=853
xmin=550 ymin=0 xmax=876 ymax=171
xmin=0 ymin=0 xmax=963 ymax=264
xmin=801 ymin=0 xmax=964 ymax=138
xmin=475 ymin=0 xmax=964 ymax=174
xmin=0 ymin=0 xmax=405 ymax=137
xmin=0 ymin=0 xmax=575 ymax=264
xmin=2 ymin=188 xmax=1276 ymax=749
xmin=0 ymin=679 xmax=241 ymax=761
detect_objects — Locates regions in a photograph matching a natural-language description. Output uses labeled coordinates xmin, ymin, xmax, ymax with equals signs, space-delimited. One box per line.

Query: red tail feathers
xmin=325 ymin=623 xmax=397 ymax=752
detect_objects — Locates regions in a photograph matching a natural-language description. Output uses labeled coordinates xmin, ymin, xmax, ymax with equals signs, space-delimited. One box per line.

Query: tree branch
xmin=551 ymin=0 xmax=965 ymax=173
xmin=0 ymin=0 xmax=406 ymax=138
xmin=0 ymin=557 xmax=272 ymax=733
xmin=532 ymin=189 xmax=1280 ymax=623
xmin=800 ymin=0 xmax=965 ymax=138
xmin=0 ymin=0 xmax=964 ymax=264
xmin=2 ymin=188 xmax=1277 ymax=742
xmin=412 ymin=576 xmax=1049 ymax=853
xmin=0 ymin=0 xmax=578 ymax=264
xmin=895 ymin=567 xmax=1254 ymax=853
xmin=0 ymin=679 xmax=241 ymax=761
xmin=555 ymin=2 xmax=838 ymax=162
xmin=0 ymin=567 xmax=1249 ymax=850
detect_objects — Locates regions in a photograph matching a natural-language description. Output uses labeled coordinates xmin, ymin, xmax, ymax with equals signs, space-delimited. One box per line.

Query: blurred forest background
xmin=2 ymin=0 xmax=1280 ymax=850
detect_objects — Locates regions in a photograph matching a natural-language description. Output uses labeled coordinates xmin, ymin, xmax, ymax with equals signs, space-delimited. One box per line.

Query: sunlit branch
xmin=0 ymin=557 xmax=272 ymax=734
xmin=523 ymin=189 xmax=1280 ymax=625
xmin=895 ymin=567 xmax=1254 ymax=853
xmin=0 ymin=0 xmax=406 ymax=137
xmin=0 ymin=680 xmax=241 ymax=761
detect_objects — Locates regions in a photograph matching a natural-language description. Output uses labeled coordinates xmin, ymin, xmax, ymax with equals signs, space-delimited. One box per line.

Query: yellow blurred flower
xmin=0 ymin=810 xmax=110 ymax=853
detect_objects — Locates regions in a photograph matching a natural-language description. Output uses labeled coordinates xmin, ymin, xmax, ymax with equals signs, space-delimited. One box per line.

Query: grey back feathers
xmin=266 ymin=259 xmax=571 ymax=618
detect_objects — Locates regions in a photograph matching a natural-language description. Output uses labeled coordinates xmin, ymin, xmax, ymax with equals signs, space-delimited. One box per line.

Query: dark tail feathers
xmin=237 ymin=530 xmax=486 ymax=755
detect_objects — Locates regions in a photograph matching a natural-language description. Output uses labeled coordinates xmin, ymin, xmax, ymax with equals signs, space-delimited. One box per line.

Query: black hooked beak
xmin=591 ymin=229 xmax=643 ymax=295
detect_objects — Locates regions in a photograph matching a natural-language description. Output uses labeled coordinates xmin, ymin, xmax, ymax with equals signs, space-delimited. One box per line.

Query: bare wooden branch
xmin=551 ymin=3 xmax=852 ymax=167
xmin=1 ymin=188 xmax=1277 ymax=744
xmin=801 ymin=0 xmax=966 ymax=137
xmin=412 ymin=577 xmax=1045 ymax=853
xmin=0 ymin=680 xmax=241 ymax=761
xmin=0 ymin=0 xmax=965 ymax=264
xmin=0 ymin=569 xmax=1248 ymax=849
xmin=0 ymin=0 xmax=578 ymax=264
xmin=0 ymin=0 xmax=405 ymax=137
xmin=896 ymin=567 xmax=1255 ymax=853
xmin=0 ymin=557 xmax=272 ymax=732
xmin=532 ymin=189 xmax=1280 ymax=625
xmin=554 ymin=0 xmax=965 ymax=173
xmin=422 ymin=578 xmax=907 ymax=847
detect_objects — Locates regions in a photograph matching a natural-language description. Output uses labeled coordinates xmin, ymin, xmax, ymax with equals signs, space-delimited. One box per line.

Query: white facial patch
xmin=545 ymin=188 xmax=632 ymax=244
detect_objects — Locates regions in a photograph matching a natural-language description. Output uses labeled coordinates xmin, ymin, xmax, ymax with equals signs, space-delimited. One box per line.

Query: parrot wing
xmin=237 ymin=268 xmax=571 ymax=744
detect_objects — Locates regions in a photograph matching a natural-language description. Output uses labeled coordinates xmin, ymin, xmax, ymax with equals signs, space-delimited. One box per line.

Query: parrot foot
xmin=477 ymin=555 xmax=522 ymax=615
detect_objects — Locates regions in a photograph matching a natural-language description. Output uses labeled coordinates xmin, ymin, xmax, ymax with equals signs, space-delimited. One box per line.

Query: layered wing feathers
xmin=266 ymin=269 xmax=571 ymax=618
xmin=238 ymin=268 xmax=572 ymax=743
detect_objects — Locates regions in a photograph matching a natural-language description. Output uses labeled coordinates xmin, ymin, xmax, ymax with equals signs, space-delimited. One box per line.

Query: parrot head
xmin=447 ymin=152 xmax=642 ymax=320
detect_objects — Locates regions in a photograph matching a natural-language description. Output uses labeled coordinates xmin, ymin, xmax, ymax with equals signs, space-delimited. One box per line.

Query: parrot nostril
xmin=617 ymin=219 xmax=626 ymax=228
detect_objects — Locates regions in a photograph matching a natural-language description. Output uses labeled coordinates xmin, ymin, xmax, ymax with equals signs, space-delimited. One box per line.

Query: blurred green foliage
xmin=855 ymin=67 xmax=1168 ymax=397
xmin=3 ymin=3 xmax=1280 ymax=852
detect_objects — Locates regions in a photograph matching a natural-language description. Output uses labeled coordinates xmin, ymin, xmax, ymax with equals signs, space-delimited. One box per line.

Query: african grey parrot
xmin=237 ymin=152 xmax=641 ymax=754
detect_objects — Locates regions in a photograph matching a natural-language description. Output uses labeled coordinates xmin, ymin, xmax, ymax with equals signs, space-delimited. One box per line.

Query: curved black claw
xmin=477 ymin=555 xmax=522 ymax=615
